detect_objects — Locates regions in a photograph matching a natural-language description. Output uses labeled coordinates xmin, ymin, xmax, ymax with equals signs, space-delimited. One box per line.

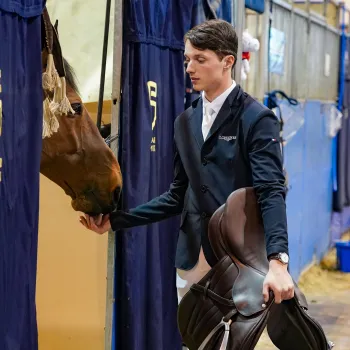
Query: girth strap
xmin=191 ymin=282 xmax=236 ymax=349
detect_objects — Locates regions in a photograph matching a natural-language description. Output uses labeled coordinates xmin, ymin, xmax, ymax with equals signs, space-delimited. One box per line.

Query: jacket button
xmin=201 ymin=212 xmax=207 ymax=219
xmin=201 ymin=185 xmax=208 ymax=193
xmin=202 ymin=158 xmax=208 ymax=166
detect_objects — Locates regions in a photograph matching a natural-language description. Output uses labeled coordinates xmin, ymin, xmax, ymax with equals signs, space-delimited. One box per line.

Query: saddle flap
xmin=294 ymin=282 xmax=308 ymax=309
xmin=267 ymin=297 xmax=331 ymax=350
xmin=231 ymin=259 xmax=272 ymax=316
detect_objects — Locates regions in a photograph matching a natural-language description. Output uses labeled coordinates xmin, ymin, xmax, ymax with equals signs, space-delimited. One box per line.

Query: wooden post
xmin=233 ymin=0 xmax=245 ymax=84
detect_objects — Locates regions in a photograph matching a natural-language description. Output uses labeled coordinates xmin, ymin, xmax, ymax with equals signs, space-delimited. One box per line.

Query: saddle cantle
xmin=177 ymin=187 xmax=334 ymax=350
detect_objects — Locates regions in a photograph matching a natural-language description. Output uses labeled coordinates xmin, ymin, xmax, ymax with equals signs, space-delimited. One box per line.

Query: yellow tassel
xmin=58 ymin=77 xmax=75 ymax=115
xmin=48 ymin=98 xmax=60 ymax=133
xmin=52 ymin=82 xmax=62 ymax=105
xmin=59 ymin=95 xmax=75 ymax=115
xmin=51 ymin=67 xmax=60 ymax=90
xmin=42 ymin=54 xmax=60 ymax=92
xmin=42 ymin=119 xmax=51 ymax=138
xmin=50 ymin=113 xmax=60 ymax=133
xmin=49 ymin=100 xmax=60 ymax=115
xmin=42 ymin=54 xmax=54 ymax=91
xmin=42 ymin=97 xmax=59 ymax=138
xmin=43 ymin=99 xmax=52 ymax=138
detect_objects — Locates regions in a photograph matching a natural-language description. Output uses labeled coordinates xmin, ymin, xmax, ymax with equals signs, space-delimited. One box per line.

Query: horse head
xmin=40 ymin=8 xmax=122 ymax=215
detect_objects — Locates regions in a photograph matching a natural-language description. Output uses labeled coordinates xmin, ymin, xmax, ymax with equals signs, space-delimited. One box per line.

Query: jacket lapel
xmin=189 ymin=97 xmax=204 ymax=149
xmin=205 ymin=85 xmax=242 ymax=144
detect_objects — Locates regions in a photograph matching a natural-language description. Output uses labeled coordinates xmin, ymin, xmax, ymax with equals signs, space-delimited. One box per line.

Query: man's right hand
xmin=79 ymin=213 xmax=111 ymax=234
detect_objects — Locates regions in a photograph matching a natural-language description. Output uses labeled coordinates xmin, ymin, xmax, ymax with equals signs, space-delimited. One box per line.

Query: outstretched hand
xmin=262 ymin=260 xmax=294 ymax=304
xmin=79 ymin=213 xmax=111 ymax=234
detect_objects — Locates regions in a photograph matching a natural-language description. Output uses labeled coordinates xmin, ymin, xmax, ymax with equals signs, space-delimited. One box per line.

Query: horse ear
xmin=54 ymin=19 xmax=58 ymax=32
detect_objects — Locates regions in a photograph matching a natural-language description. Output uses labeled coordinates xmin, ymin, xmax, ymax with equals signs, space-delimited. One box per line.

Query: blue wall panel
xmin=283 ymin=101 xmax=333 ymax=280
xmin=284 ymin=117 xmax=304 ymax=280
xmin=316 ymin=105 xmax=333 ymax=259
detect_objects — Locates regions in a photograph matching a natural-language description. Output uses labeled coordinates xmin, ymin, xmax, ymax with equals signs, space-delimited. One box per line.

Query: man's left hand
xmin=262 ymin=260 xmax=294 ymax=304
xmin=80 ymin=213 xmax=111 ymax=234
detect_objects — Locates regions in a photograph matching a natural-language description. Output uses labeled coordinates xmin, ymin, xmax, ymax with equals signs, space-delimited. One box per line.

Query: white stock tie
xmin=202 ymin=105 xmax=216 ymax=140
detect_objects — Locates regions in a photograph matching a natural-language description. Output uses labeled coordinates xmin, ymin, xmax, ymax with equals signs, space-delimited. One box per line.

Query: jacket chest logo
xmin=218 ymin=135 xmax=236 ymax=141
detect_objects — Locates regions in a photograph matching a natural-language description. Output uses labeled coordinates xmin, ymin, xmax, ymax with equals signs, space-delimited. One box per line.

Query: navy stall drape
xmin=0 ymin=0 xmax=45 ymax=18
xmin=117 ymin=1 xmax=197 ymax=349
xmin=0 ymin=3 xmax=44 ymax=350
xmin=333 ymin=37 xmax=350 ymax=212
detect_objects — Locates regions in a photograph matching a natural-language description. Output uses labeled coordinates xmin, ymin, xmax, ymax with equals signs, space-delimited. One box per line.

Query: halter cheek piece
xmin=41 ymin=7 xmax=75 ymax=139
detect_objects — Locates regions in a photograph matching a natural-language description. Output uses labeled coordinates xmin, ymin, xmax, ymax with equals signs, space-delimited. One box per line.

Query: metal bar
xmin=309 ymin=12 xmax=327 ymax=27
xmin=338 ymin=3 xmax=346 ymax=111
xmin=254 ymin=12 xmax=260 ymax=98
xmin=305 ymin=0 xmax=311 ymax=100
xmin=267 ymin=0 xmax=273 ymax=94
xmin=231 ymin=0 xmax=236 ymax=26
xmin=256 ymin=0 xmax=269 ymax=101
xmin=288 ymin=5 xmax=295 ymax=96
xmin=331 ymin=3 xmax=346 ymax=195
xmin=327 ymin=25 xmax=341 ymax=35
xmin=293 ymin=7 xmax=311 ymax=19
xmin=323 ymin=0 xmax=328 ymax=18
xmin=233 ymin=0 xmax=245 ymax=83
xmin=105 ymin=0 xmax=123 ymax=348
xmin=97 ymin=0 xmax=112 ymax=131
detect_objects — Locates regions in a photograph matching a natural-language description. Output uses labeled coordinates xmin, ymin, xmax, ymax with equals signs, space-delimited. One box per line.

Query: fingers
xmin=273 ymin=286 xmax=282 ymax=304
xmin=282 ymin=283 xmax=295 ymax=300
xmin=84 ymin=214 xmax=99 ymax=228
xmin=84 ymin=214 xmax=92 ymax=227
xmin=79 ymin=213 xmax=110 ymax=235
xmin=89 ymin=217 xmax=102 ymax=233
xmin=279 ymin=282 xmax=294 ymax=301
xmin=95 ymin=214 xmax=103 ymax=226
xmin=80 ymin=216 xmax=89 ymax=229
xmin=101 ymin=214 xmax=110 ymax=226
xmin=262 ymin=283 xmax=270 ymax=303
xmin=79 ymin=214 xmax=99 ymax=231
xmin=268 ymin=283 xmax=294 ymax=304
xmin=290 ymin=285 xmax=295 ymax=299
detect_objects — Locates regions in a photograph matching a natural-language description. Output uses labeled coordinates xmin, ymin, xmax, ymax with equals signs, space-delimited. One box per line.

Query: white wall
xmin=46 ymin=0 xmax=115 ymax=102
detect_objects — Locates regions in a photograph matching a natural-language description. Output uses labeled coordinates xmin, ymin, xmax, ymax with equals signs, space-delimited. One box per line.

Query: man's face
xmin=184 ymin=40 xmax=228 ymax=94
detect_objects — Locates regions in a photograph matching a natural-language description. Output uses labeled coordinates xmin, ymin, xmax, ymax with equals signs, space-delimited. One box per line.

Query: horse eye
xmin=70 ymin=103 xmax=82 ymax=116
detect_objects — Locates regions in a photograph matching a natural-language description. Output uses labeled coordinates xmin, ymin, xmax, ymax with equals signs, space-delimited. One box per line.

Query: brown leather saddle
xmin=177 ymin=187 xmax=334 ymax=350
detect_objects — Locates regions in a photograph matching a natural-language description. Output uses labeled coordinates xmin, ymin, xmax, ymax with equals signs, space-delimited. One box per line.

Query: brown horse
xmin=40 ymin=13 xmax=122 ymax=216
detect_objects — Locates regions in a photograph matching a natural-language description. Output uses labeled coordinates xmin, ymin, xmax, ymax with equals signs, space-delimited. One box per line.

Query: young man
xmin=80 ymin=19 xmax=294 ymax=305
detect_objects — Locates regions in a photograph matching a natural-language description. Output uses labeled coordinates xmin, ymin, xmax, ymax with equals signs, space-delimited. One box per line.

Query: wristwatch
xmin=268 ymin=252 xmax=289 ymax=265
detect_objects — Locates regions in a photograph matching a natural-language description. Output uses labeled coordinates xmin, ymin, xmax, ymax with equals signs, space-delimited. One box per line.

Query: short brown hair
xmin=184 ymin=19 xmax=238 ymax=68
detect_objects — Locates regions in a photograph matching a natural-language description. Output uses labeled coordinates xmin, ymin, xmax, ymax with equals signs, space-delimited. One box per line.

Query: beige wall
xmin=293 ymin=1 xmax=339 ymax=28
xmin=36 ymin=103 xmax=111 ymax=350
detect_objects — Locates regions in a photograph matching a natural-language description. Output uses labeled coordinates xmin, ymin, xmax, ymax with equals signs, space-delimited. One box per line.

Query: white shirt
xmin=202 ymin=80 xmax=236 ymax=140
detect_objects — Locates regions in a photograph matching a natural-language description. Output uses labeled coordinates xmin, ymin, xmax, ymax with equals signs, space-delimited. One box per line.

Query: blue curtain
xmin=117 ymin=1 xmax=197 ymax=349
xmin=0 ymin=0 xmax=45 ymax=17
xmin=0 ymin=2 xmax=44 ymax=349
